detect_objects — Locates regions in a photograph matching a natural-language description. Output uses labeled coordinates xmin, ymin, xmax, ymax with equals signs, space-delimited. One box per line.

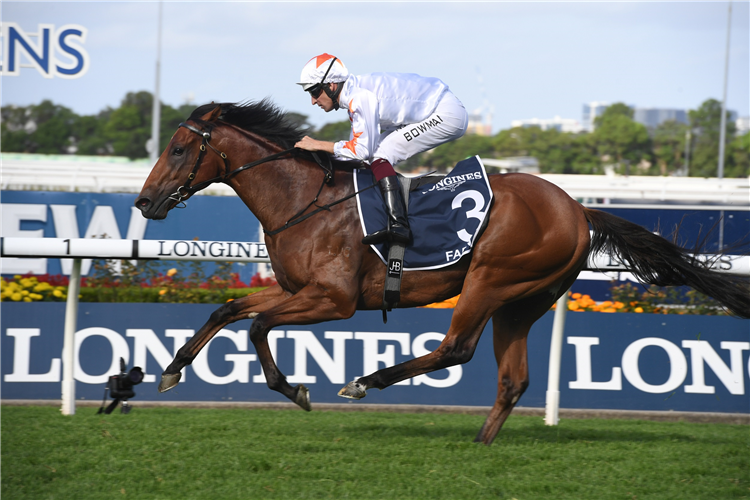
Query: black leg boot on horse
xmin=361 ymin=160 xmax=412 ymax=246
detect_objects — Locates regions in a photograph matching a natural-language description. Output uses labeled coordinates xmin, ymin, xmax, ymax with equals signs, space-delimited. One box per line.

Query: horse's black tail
xmin=583 ymin=207 xmax=750 ymax=319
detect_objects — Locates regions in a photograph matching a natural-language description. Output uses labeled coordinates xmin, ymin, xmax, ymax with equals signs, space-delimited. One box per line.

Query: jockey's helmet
xmin=297 ymin=54 xmax=349 ymax=98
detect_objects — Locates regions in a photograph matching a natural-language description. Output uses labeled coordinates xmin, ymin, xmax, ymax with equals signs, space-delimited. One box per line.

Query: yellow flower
xmin=167 ymin=268 xmax=178 ymax=277
xmin=34 ymin=282 xmax=53 ymax=292
xmin=11 ymin=293 xmax=22 ymax=301
xmin=571 ymin=293 xmax=582 ymax=299
xmin=53 ymin=290 xmax=63 ymax=298
xmin=19 ymin=278 xmax=37 ymax=288
xmin=159 ymin=289 xmax=168 ymax=295
xmin=635 ymin=307 xmax=644 ymax=313
xmin=568 ymin=302 xmax=580 ymax=311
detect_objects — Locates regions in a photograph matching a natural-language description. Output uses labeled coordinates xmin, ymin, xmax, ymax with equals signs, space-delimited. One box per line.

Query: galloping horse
xmin=136 ymin=100 xmax=750 ymax=445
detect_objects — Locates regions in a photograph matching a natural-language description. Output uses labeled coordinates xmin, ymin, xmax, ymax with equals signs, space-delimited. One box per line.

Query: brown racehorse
xmin=135 ymin=100 xmax=750 ymax=445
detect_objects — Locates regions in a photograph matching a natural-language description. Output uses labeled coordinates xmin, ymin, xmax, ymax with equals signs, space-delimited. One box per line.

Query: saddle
xmin=354 ymin=156 xmax=494 ymax=319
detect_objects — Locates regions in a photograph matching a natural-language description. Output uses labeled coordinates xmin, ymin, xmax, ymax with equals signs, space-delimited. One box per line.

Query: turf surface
xmin=2 ymin=406 xmax=748 ymax=499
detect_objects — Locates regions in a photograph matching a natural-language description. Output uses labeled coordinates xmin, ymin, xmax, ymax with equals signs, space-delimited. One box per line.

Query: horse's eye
xmin=173 ymin=147 xmax=184 ymax=156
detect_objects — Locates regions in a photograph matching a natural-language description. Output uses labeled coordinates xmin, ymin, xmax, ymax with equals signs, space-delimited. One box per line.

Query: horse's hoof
xmin=158 ymin=372 xmax=182 ymax=393
xmin=295 ymin=385 xmax=312 ymax=412
xmin=338 ymin=380 xmax=367 ymax=400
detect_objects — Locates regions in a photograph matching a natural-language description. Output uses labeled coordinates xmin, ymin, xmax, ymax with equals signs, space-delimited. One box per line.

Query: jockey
xmin=294 ymin=53 xmax=469 ymax=246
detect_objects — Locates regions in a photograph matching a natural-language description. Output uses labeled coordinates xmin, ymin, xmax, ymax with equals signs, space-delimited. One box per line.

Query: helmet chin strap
xmin=323 ymin=82 xmax=344 ymax=110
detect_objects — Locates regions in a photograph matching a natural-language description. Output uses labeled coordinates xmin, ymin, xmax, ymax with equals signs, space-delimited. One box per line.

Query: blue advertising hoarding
xmin=2 ymin=303 xmax=748 ymax=413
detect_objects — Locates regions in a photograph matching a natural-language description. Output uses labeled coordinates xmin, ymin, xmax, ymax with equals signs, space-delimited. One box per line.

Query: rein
xmin=172 ymin=121 xmax=373 ymax=235
xmin=170 ymin=122 xmax=333 ymax=207
xmin=263 ymin=180 xmax=377 ymax=236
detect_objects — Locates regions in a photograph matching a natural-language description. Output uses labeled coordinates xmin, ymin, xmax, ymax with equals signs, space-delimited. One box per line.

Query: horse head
xmin=135 ymin=105 xmax=225 ymax=220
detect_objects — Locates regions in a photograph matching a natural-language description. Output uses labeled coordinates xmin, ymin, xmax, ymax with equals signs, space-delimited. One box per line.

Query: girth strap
xmin=380 ymin=176 xmax=413 ymax=322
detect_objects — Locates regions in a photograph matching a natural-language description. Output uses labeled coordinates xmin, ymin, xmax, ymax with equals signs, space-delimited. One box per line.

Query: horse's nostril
xmin=135 ymin=197 xmax=151 ymax=209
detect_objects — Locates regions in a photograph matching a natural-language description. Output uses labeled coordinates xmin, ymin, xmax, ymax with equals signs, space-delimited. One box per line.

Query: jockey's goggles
xmin=306 ymin=57 xmax=337 ymax=99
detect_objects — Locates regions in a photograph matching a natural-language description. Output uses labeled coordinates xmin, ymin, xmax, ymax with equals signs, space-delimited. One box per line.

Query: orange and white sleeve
xmin=333 ymin=91 xmax=379 ymax=162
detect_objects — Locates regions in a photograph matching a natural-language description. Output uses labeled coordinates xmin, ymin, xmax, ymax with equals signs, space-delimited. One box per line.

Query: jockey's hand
xmin=295 ymin=136 xmax=335 ymax=154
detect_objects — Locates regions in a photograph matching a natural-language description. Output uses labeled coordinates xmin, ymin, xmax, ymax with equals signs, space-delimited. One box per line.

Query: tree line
xmin=411 ymin=101 xmax=747 ymax=178
xmin=2 ymin=92 xmax=747 ymax=178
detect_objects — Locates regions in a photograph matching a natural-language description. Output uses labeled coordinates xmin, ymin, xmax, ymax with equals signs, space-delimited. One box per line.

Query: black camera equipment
xmin=97 ymin=357 xmax=144 ymax=414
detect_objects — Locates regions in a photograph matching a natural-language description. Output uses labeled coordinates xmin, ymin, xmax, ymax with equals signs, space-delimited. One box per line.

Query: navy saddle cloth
xmin=354 ymin=155 xmax=493 ymax=270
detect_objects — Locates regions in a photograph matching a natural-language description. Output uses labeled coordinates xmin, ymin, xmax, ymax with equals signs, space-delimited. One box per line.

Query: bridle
xmin=168 ymin=121 xmax=332 ymax=208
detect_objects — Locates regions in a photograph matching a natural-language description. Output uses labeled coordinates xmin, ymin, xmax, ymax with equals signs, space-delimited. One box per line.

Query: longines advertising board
xmin=2 ymin=304 xmax=748 ymax=413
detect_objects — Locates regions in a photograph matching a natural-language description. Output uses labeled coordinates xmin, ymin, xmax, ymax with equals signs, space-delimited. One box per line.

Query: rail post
xmin=61 ymin=258 xmax=82 ymax=415
xmin=545 ymin=290 xmax=569 ymax=425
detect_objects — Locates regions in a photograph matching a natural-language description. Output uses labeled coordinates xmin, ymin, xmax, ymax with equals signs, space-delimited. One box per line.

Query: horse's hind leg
xmin=474 ymin=292 xmax=558 ymax=445
xmin=159 ymin=284 xmax=288 ymax=392
xmin=340 ymin=275 xmax=499 ymax=398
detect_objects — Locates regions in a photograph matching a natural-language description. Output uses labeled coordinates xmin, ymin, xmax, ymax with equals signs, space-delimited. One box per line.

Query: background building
xmin=466 ymin=108 xmax=493 ymax=136
xmin=735 ymin=116 xmax=750 ymax=134
xmin=582 ymin=101 xmax=611 ymax=131
xmin=510 ymin=116 xmax=584 ymax=133
xmin=633 ymin=108 xmax=688 ymax=129
xmin=584 ymin=103 xmax=742 ymax=133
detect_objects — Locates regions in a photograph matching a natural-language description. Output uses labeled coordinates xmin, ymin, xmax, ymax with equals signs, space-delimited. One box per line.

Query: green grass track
xmin=2 ymin=406 xmax=748 ymax=499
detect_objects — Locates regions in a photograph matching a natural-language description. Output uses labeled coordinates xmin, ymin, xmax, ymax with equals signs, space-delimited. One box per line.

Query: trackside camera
xmin=96 ymin=357 xmax=144 ymax=414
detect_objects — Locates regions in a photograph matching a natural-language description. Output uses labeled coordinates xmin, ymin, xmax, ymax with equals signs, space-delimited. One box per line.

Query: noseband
xmin=168 ymin=122 xmax=232 ymax=206
xmin=169 ymin=121 xmax=333 ymax=208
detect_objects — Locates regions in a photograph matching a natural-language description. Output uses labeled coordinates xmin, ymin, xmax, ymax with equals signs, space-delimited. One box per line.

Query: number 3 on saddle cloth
xmin=354 ymin=155 xmax=494 ymax=271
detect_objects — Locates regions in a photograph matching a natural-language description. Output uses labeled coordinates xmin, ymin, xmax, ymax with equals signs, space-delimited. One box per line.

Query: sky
xmin=2 ymin=1 xmax=749 ymax=134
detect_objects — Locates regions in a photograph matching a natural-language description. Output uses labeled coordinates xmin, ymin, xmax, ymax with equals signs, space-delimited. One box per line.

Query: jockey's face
xmin=310 ymin=83 xmax=338 ymax=112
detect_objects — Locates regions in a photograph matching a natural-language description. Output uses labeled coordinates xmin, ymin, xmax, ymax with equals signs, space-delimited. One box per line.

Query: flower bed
xmin=1 ymin=260 xmax=276 ymax=304
xmin=420 ymin=283 xmax=729 ymax=315
xmin=0 ymin=275 xmax=69 ymax=302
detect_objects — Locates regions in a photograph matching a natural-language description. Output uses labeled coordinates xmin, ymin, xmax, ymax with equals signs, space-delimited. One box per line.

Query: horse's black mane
xmin=188 ymin=99 xmax=358 ymax=171
xmin=189 ymin=98 xmax=307 ymax=150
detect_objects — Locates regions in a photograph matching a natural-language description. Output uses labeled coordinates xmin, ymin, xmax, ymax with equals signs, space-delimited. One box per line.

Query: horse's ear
xmin=200 ymin=105 xmax=222 ymax=122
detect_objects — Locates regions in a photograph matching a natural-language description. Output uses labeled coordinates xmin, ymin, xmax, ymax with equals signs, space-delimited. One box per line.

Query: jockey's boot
xmin=362 ymin=175 xmax=412 ymax=246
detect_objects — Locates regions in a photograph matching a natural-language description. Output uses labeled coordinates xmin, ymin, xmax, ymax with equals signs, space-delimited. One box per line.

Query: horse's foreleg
xmin=159 ymin=284 xmax=288 ymax=392
xmin=247 ymin=284 xmax=357 ymax=411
